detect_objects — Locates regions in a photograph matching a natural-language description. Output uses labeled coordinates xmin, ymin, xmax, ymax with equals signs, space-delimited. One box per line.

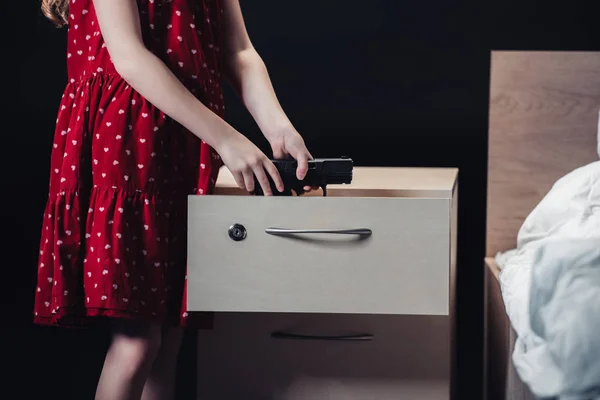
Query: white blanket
xmin=529 ymin=238 xmax=600 ymax=399
xmin=496 ymin=160 xmax=600 ymax=399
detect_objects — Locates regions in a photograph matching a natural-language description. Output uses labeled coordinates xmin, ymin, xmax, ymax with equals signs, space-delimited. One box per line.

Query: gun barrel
xmin=321 ymin=171 xmax=353 ymax=184
xmin=316 ymin=157 xmax=353 ymax=184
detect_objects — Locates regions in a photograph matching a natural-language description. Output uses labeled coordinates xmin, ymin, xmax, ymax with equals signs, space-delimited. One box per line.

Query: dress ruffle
xmin=34 ymin=186 xmax=213 ymax=329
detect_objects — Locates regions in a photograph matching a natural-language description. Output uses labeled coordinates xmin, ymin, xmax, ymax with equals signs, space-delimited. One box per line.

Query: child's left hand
xmin=264 ymin=126 xmax=319 ymax=193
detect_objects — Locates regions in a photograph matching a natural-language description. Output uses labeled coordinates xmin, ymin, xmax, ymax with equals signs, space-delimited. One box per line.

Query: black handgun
xmin=252 ymin=157 xmax=353 ymax=196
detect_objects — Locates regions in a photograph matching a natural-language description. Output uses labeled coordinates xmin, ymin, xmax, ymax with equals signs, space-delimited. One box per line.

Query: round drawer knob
xmin=228 ymin=223 xmax=247 ymax=241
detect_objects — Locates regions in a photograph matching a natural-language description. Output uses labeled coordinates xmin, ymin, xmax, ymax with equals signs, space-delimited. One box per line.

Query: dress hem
xmin=33 ymin=307 xmax=214 ymax=330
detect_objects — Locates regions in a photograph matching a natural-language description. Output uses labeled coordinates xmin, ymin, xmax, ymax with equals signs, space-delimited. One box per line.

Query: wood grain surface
xmin=486 ymin=51 xmax=600 ymax=256
xmin=484 ymin=259 xmax=536 ymax=400
xmin=484 ymin=51 xmax=600 ymax=400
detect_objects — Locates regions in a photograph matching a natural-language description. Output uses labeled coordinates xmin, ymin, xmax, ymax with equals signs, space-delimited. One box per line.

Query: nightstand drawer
xmin=196 ymin=313 xmax=451 ymax=399
xmin=187 ymin=195 xmax=452 ymax=316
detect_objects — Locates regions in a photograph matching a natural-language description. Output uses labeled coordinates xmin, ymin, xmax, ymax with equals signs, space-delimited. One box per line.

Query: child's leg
xmin=141 ymin=325 xmax=184 ymax=400
xmin=95 ymin=320 xmax=162 ymax=400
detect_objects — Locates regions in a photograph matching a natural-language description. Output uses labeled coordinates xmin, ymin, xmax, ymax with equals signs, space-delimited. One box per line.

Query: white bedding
xmin=496 ymin=160 xmax=600 ymax=399
xmin=530 ymin=238 xmax=600 ymax=399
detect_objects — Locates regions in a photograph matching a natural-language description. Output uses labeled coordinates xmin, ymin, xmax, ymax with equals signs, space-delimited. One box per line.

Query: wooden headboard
xmin=486 ymin=51 xmax=600 ymax=256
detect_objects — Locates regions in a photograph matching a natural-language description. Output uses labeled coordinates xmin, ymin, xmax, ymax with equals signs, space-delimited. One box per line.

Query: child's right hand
xmin=216 ymin=132 xmax=284 ymax=196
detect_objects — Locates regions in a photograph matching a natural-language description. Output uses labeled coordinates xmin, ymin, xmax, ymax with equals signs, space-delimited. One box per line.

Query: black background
xmin=2 ymin=1 xmax=599 ymax=399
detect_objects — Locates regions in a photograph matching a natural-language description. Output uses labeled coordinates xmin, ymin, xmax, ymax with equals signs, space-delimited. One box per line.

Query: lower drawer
xmin=197 ymin=313 xmax=451 ymax=400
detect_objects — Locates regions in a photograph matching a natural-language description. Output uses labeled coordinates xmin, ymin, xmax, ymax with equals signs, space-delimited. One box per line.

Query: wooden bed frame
xmin=484 ymin=51 xmax=600 ymax=400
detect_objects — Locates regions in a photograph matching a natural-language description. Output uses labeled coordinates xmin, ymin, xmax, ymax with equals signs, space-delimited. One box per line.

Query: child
xmin=36 ymin=0 xmax=314 ymax=399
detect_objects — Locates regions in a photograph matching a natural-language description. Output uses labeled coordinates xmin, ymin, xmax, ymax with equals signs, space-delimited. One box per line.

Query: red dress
xmin=33 ymin=0 xmax=224 ymax=328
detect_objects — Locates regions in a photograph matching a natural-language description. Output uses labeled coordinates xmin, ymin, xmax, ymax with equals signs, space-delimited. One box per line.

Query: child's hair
xmin=41 ymin=0 xmax=69 ymax=27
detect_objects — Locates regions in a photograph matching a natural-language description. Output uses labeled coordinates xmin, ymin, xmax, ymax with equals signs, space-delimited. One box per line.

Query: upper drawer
xmin=187 ymin=167 xmax=457 ymax=316
xmin=187 ymin=194 xmax=455 ymax=317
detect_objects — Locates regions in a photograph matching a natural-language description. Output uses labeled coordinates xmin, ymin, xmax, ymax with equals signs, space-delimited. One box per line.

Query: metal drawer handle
xmin=265 ymin=227 xmax=372 ymax=237
xmin=271 ymin=331 xmax=374 ymax=342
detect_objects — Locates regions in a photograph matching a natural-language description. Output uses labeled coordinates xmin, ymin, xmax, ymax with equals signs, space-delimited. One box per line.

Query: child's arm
xmin=92 ymin=0 xmax=283 ymax=195
xmin=222 ymin=0 xmax=312 ymax=180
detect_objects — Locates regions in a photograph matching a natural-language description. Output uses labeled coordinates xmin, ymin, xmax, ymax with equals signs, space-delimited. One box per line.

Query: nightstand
xmin=188 ymin=166 xmax=458 ymax=399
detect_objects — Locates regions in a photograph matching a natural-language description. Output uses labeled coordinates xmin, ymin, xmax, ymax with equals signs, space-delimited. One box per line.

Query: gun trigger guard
xmin=321 ymin=185 xmax=327 ymax=197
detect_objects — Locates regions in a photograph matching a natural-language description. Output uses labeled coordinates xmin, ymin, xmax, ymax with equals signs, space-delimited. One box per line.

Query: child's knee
xmin=111 ymin=324 xmax=162 ymax=373
xmin=120 ymin=332 xmax=161 ymax=359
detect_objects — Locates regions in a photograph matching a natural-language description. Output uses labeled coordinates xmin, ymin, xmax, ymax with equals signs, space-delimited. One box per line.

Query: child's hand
xmin=216 ymin=132 xmax=284 ymax=196
xmin=265 ymin=127 xmax=317 ymax=192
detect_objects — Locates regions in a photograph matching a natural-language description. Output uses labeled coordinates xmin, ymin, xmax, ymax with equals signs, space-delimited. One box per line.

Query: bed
xmin=484 ymin=51 xmax=600 ymax=400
